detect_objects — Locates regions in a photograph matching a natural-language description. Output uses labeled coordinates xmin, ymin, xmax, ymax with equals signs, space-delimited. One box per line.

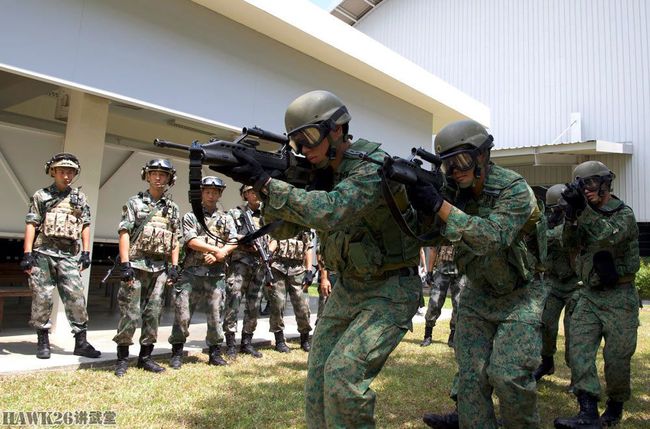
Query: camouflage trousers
xmin=424 ymin=272 xmax=466 ymax=329
xmin=269 ymin=260 xmax=312 ymax=334
xmin=315 ymin=273 xmax=336 ymax=326
xmin=305 ymin=273 xmax=420 ymax=429
xmin=168 ymin=271 xmax=226 ymax=346
xmin=569 ymin=284 xmax=640 ymax=402
xmin=455 ymin=279 xmax=545 ymax=429
xmin=223 ymin=260 xmax=266 ymax=335
xmin=28 ymin=252 xmax=88 ymax=333
xmin=113 ymin=269 xmax=167 ymax=346
xmin=540 ymin=280 xmax=579 ymax=364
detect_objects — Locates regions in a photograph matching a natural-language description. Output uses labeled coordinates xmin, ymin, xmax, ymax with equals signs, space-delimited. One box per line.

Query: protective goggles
xmin=440 ymin=149 xmax=477 ymax=174
xmin=288 ymin=107 xmax=348 ymax=153
xmin=201 ymin=176 xmax=224 ymax=188
xmin=146 ymin=159 xmax=174 ymax=172
xmin=580 ymin=176 xmax=604 ymax=192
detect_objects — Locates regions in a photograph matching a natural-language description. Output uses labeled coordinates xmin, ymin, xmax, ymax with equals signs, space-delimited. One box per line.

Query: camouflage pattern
xmin=263 ymin=139 xmax=421 ymax=428
xmin=439 ymin=163 xmax=546 ymax=428
xmin=268 ymin=231 xmax=313 ymax=334
xmin=113 ymin=269 xmax=168 ymax=345
xmin=564 ymin=197 xmax=640 ymax=402
xmin=180 ymin=209 xmax=237 ymax=276
xmin=540 ymin=222 xmax=580 ymax=363
xmin=26 ymin=185 xmax=91 ymax=333
xmin=424 ymin=270 xmax=466 ymax=330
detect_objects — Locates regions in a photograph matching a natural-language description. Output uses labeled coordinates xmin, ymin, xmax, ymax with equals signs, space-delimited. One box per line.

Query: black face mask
xmin=546 ymin=206 xmax=565 ymax=228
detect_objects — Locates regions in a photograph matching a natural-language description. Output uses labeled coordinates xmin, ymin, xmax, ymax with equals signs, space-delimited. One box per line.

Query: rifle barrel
xmin=153 ymin=139 xmax=191 ymax=151
xmin=243 ymin=126 xmax=288 ymax=145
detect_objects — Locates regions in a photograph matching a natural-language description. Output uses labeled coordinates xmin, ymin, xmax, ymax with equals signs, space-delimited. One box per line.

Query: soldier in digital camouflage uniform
xmin=415 ymin=120 xmax=547 ymax=429
xmin=219 ymin=90 xmax=423 ymax=428
xmin=554 ymin=161 xmax=640 ymax=429
xmin=113 ymin=159 xmax=181 ymax=377
xmin=534 ymin=184 xmax=580 ymax=382
xmin=168 ymin=176 xmax=238 ymax=369
xmin=21 ymin=153 xmax=100 ymax=360
xmin=314 ymin=232 xmax=334 ymax=326
xmin=421 ymin=244 xmax=467 ymax=348
xmin=222 ymin=185 xmax=268 ymax=359
xmin=268 ymin=230 xmax=314 ymax=353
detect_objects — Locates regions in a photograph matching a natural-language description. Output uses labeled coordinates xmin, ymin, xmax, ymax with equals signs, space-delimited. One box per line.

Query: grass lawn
xmin=1 ymin=308 xmax=648 ymax=428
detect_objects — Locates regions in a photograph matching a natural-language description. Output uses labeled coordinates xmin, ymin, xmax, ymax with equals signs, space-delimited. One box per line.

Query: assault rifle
xmin=241 ymin=208 xmax=275 ymax=284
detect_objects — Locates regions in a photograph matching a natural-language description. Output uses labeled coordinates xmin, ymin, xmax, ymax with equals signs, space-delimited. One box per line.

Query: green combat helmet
xmin=434 ymin=119 xmax=493 ymax=155
xmin=545 ymin=184 xmax=567 ymax=207
xmin=572 ymin=160 xmax=614 ymax=181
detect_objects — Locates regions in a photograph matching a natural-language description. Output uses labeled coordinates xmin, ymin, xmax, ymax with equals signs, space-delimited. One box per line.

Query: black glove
xmin=20 ymin=252 xmax=36 ymax=271
xmin=407 ymin=181 xmax=444 ymax=213
xmin=220 ymin=151 xmax=271 ymax=192
xmin=561 ymin=183 xmax=587 ymax=212
xmin=79 ymin=251 xmax=91 ymax=270
xmin=167 ymin=264 xmax=180 ymax=283
xmin=426 ymin=271 xmax=434 ymax=285
xmin=120 ymin=262 xmax=135 ymax=282
xmin=303 ymin=270 xmax=315 ymax=286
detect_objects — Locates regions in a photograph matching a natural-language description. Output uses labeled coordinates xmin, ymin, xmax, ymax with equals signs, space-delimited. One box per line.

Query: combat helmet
xmin=141 ymin=159 xmax=176 ymax=186
xmin=573 ymin=161 xmax=614 ymax=181
xmin=45 ymin=153 xmax=80 ymax=176
xmin=545 ymin=184 xmax=567 ymax=207
xmin=434 ymin=120 xmax=494 ymax=176
xmin=201 ymin=176 xmax=226 ymax=189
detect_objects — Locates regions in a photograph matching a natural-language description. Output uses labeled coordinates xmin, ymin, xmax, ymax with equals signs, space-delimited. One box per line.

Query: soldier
xmin=420 ymin=244 xmax=466 ymax=348
xmin=314 ymin=232 xmax=334 ymax=326
xmin=168 ymin=176 xmax=237 ymax=369
xmin=534 ymin=184 xmax=580 ymax=382
xmin=267 ymin=230 xmax=314 ymax=353
xmin=20 ymin=153 xmax=100 ymax=359
xmin=414 ymin=120 xmax=546 ymax=428
xmin=113 ymin=159 xmax=181 ymax=377
xmin=554 ymin=161 xmax=640 ymax=429
xmin=219 ymin=90 xmax=423 ymax=428
xmin=222 ymin=185 xmax=268 ymax=359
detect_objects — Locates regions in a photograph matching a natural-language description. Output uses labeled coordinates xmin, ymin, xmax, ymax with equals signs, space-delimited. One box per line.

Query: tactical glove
xmin=561 ymin=183 xmax=587 ymax=213
xmin=167 ymin=265 xmax=180 ymax=283
xmin=220 ymin=151 xmax=270 ymax=193
xmin=407 ymin=181 xmax=444 ymax=214
xmin=79 ymin=251 xmax=91 ymax=270
xmin=20 ymin=252 xmax=36 ymax=271
xmin=303 ymin=270 xmax=315 ymax=287
xmin=120 ymin=262 xmax=135 ymax=282
xmin=426 ymin=271 xmax=434 ymax=285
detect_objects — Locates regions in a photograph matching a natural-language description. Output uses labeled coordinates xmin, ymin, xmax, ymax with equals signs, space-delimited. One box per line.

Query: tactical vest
xmin=437 ymin=245 xmax=455 ymax=263
xmin=183 ymin=212 xmax=230 ymax=268
xmin=275 ymin=232 xmax=310 ymax=261
xmin=130 ymin=199 xmax=175 ymax=258
xmin=39 ymin=189 xmax=83 ymax=241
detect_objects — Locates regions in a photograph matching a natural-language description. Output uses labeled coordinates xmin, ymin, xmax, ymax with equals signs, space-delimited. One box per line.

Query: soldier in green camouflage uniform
xmin=534 ymin=184 xmax=580 ymax=382
xmin=222 ymin=185 xmax=268 ymax=358
xmin=416 ymin=120 xmax=546 ymax=429
xmin=421 ymin=244 xmax=467 ymax=348
xmin=21 ymin=153 xmax=100 ymax=359
xmin=554 ymin=161 xmax=640 ymax=429
xmin=113 ymin=159 xmax=181 ymax=376
xmin=168 ymin=176 xmax=238 ymax=368
xmin=314 ymin=232 xmax=334 ymax=325
xmin=268 ymin=230 xmax=314 ymax=353
xmin=219 ymin=90 xmax=422 ymax=428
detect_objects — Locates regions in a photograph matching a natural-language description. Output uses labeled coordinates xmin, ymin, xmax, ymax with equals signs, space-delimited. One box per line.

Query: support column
xmin=51 ymin=90 xmax=109 ymax=337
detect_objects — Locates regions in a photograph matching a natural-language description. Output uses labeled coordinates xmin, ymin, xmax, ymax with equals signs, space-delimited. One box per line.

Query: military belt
xmin=380 ymin=266 xmax=419 ymax=280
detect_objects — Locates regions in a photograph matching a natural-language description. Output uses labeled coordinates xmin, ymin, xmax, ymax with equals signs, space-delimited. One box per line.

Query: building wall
xmin=355 ymin=0 xmax=650 ymax=220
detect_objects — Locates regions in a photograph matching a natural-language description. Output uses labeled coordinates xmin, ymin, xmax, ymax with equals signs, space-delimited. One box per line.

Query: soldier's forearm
xmin=118 ymin=231 xmax=130 ymax=263
xmin=23 ymin=224 xmax=36 ymax=253
xmin=81 ymin=225 xmax=91 ymax=252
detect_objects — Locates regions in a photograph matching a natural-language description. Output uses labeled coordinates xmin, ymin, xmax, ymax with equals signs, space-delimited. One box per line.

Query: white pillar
xmin=51 ymin=90 xmax=109 ymax=337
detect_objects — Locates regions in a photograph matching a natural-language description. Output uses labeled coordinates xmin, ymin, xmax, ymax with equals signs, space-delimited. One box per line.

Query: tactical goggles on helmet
xmin=201 ymin=176 xmax=225 ymax=188
xmin=438 ymin=136 xmax=493 ymax=174
xmin=145 ymin=159 xmax=174 ymax=172
xmin=580 ymin=176 xmax=606 ymax=192
xmin=288 ymin=106 xmax=348 ymax=153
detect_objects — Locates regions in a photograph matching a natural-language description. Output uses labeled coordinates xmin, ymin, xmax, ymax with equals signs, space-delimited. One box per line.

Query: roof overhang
xmin=191 ymin=0 xmax=490 ymax=132
xmin=492 ymin=140 xmax=633 ymax=167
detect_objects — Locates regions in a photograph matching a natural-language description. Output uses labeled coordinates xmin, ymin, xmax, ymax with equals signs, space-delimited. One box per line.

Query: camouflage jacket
xmin=263 ymin=139 xmax=421 ymax=282
xmin=228 ymin=202 xmax=267 ymax=265
xmin=440 ymin=163 xmax=543 ymax=296
xmin=545 ymin=222 xmax=579 ymax=292
xmin=181 ymin=207 xmax=237 ymax=276
xmin=26 ymin=184 xmax=91 ymax=257
xmin=118 ymin=190 xmax=180 ymax=272
xmin=563 ymin=196 xmax=639 ymax=289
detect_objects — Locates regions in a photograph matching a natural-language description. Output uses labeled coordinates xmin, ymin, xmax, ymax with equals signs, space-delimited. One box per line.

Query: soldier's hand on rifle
xmin=79 ymin=251 xmax=91 ymax=271
xmin=20 ymin=252 xmax=36 ymax=274
xmin=561 ymin=183 xmax=587 ymax=220
xmin=166 ymin=265 xmax=180 ymax=284
xmin=120 ymin=262 xmax=135 ymax=283
xmin=220 ymin=151 xmax=270 ymax=192
xmin=407 ymin=180 xmax=444 ymax=214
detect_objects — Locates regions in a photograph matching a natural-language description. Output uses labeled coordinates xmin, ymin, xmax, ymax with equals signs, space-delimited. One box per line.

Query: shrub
xmin=636 ymin=258 xmax=650 ymax=299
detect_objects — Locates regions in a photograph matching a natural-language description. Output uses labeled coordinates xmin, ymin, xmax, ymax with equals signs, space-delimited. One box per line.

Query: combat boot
xmin=170 ymin=343 xmax=183 ymax=369
xmin=274 ymin=331 xmax=290 ymax=353
xmin=73 ymin=331 xmax=101 ymax=358
xmin=422 ymin=408 xmax=459 ymax=429
xmin=36 ymin=329 xmax=51 ymax=359
xmin=300 ymin=333 xmax=311 ymax=352
xmin=600 ymin=399 xmax=623 ymax=427
xmin=534 ymin=355 xmax=555 ymax=381
xmin=447 ymin=328 xmax=455 ymax=348
xmin=114 ymin=345 xmax=129 ymax=377
xmin=225 ymin=332 xmax=237 ymax=358
xmin=137 ymin=344 xmax=166 ymax=373
xmin=240 ymin=333 xmax=263 ymax=358
xmin=208 ymin=345 xmax=228 ymax=366
xmin=554 ymin=391 xmax=602 ymax=429
xmin=420 ymin=326 xmax=433 ymax=347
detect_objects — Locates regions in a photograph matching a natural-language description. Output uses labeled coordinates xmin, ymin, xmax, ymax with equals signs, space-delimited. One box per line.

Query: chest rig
xmin=275 ymin=232 xmax=310 ymax=261
xmin=130 ymin=193 xmax=175 ymax=258
xmin=183 ymin=212 xmax=229 ymax=267
xmin=40 ymin=188 xmax=83 ymax=241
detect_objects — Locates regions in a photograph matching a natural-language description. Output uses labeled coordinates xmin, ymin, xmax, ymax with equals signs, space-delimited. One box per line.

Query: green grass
xmin=308 ymin=284 xmax=454 ymax=309
xmin=1 ymin=309 xmax=648 ymax=428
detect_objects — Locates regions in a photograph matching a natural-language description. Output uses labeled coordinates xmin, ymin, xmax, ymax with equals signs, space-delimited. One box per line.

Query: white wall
xmin=355 ymin=0 xmax=650 ymax=220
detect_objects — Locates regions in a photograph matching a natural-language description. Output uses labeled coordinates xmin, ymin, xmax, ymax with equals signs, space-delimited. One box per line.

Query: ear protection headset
xmin=140 ymin=159 xmax=177 ymax=187
xmin=45 ymin=153 xmax=81 ymax=176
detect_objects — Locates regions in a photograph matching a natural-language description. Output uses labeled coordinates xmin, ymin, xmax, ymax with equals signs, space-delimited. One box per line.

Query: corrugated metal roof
xmin=331 ymin=0 xmax=385 ymax=25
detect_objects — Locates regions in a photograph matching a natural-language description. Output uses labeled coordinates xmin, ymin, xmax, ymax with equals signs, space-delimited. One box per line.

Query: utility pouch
xmin=42 ymin=212 xmax=81 ymax=240
xmin=346 ymin=234 xmax=383 ymax=278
